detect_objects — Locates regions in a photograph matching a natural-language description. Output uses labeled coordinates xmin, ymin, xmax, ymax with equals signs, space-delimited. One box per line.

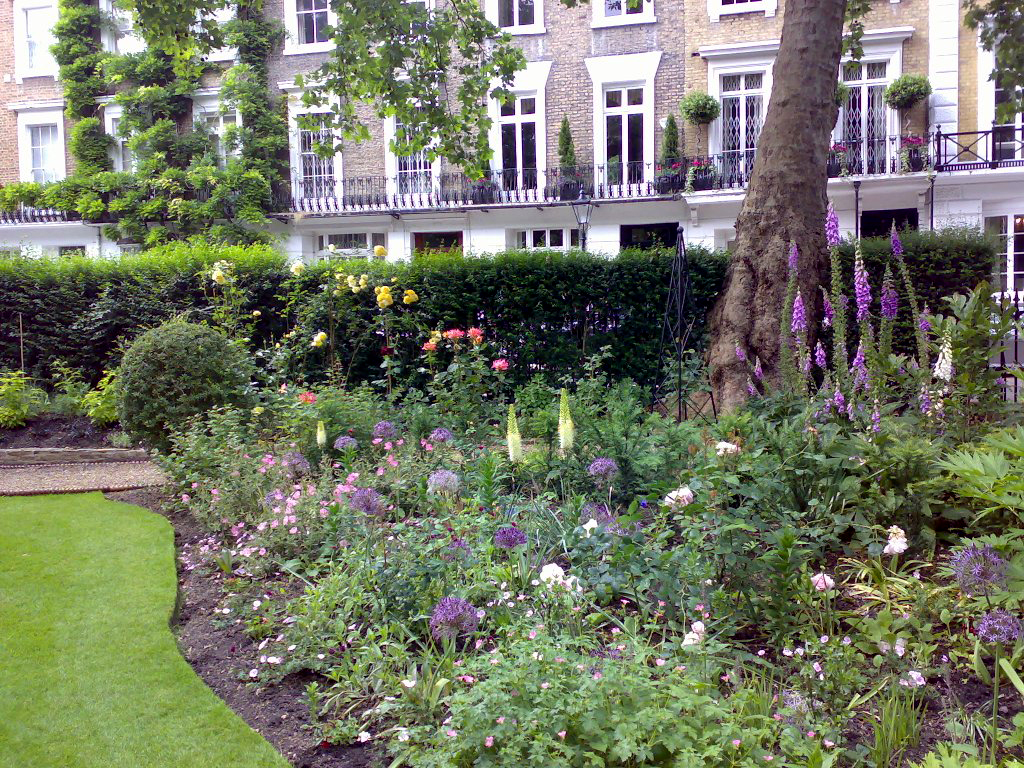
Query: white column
xmin=928 ymin=0 xmax=959 ymax=132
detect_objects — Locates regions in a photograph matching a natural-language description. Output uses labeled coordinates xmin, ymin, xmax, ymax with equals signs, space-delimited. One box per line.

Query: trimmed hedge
xmin=836 ymin=227 xmax=996 ymax=353
xmin=0 ymin=228 xmax=996 ymax=389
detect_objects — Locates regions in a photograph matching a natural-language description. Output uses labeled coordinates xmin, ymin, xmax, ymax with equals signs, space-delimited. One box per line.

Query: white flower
xmin=358 ymin=731 xmax=372 ymax=743
xmin=396 ymin=728 xmax=410 ymax=742
xmin=883 ymin=525 xmax=908 ymax=555
xmin=691 ymin=621 xmax=706 ymax=636
xmin=810 ymin=572 xmax=836 ymax=592
xmin=933 ymin=330 xmax=953 ymax=382
xmin=290 ymin=261 xmax=306 ymax=276
xmin=899 ymin=670 xmax=926 ymax=688
xmin=581 ymin=519 xmax=599 ymax=538
xmin=715 ymin=441 xmax=741 ymax=456
xmin=663 ymin=486 xmax=694 ymax=509
xmin=401 ymin=679 xmax=416 ymax=688
xmin=539 ymin=563 xmax=566 ymax=585
xmin=681 ymin=632 xmax=702 ymax=646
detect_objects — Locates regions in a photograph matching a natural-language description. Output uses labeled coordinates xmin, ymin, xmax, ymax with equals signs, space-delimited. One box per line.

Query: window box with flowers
xmin=655 ymin=161 xmax=683 ymax=193
xmin=470 ymin=177 xmax=500 ymax=204
xmin=685 ymin=158 xmax=716 ymax=192
xmin=899 ymin=135 xmax=926 ymax=173
xmin=827 ymin=143 xmax=849 ymax=178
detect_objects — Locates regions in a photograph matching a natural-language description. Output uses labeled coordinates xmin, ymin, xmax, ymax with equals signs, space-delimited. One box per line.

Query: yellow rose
xmin=290 ymin=261 xmax=305 ymax=276
xmin=403 ymin=289 xmax=419 ymax=304
xmin=252 ymin=310 xmax=261 ymax=317
xmin=211 ymin=269 xmax=226 ymax=285
xmin=373 ymin=245 xmax=388 ymax=259
xmin=377 ymin=295 xmax=394 ymax=309
xmin=311 ymin=331 xmax=328 ymax=348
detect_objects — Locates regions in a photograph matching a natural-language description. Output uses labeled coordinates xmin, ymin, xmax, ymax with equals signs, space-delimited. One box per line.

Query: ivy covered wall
xmin=0 ymin=0 xmax=288 ymax=248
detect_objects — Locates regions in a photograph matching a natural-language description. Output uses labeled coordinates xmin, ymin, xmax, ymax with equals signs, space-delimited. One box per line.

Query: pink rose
xmin=491 ymin=358 xmax=509 ymax=371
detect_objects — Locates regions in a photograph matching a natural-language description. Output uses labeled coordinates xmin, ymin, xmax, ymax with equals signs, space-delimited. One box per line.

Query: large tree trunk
xmin=708 ymin=0 xmax=846 ymax=411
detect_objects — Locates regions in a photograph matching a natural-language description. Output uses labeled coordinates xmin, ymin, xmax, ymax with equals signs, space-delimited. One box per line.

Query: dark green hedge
xmin=836 ymin=227 xmax=997 ymax=353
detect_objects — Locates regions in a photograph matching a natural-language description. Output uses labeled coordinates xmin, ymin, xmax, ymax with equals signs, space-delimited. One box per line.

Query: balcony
xmin=0 ymin=206 xmax=81 ymax=226
xmin=274 ymin=129 xmax=1024 ymax=217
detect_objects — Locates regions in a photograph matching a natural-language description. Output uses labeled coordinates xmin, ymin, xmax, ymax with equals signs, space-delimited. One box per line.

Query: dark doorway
xmin=413 ymin=231 xmax=463 ymax=254
xmin=620 ymin=223 xmax=678 ymax=250
xmin=860 ymin=208 xmax=918 ymax=239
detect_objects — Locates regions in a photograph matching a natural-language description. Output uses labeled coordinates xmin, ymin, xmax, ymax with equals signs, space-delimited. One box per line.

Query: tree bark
xmin=708 ymin=0 xmax=847 ymax=411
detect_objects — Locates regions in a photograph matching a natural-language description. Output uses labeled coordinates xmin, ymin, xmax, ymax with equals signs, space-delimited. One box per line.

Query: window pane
xmin=532 ymin=230 xmax=546 ymax=247
xmin=842 ymin=62 xmax=861 ymax=82
xmin=722 ymin=74 xmax=741 ymax=93
xmin=866 ymin=61 xmax=887 ymax=80
xmin=549 ymin=229 xmax=564 ymax=247
xmin=625 ymin=0 xmax=641 ymax=15
xmin=627 ymin=113 xmax=643 ymax=170
xmin=627 ymin=88 xmax=643 ymax=105
xmin=499 ymin=100 xmax=515 ymax=117
xmin=516 ymin=231 xmax=526 ymax=248
xmin=501 ymin=123 xmax=517 ymax=174
xmin=498 ymin=0 xmax=513 ymax=27
xmin=605 ymin=89 xmax=622 ymax=108
xmin=520 ymin=122 xmax=537 ymax=174
xmin=745 ymin=72 xmax=763 ymax=90
xmin=606 ymin=114 xmax=622 ymax=163
xmin=604 ymin=0 xmax=622 ymax=16
xmin=518 ymin=0 xmax=534 ymax=26
xmin=520 ymin=97 xmax=536 ymax=115
xmin=570 ymin=228 xmax=580 ymax=247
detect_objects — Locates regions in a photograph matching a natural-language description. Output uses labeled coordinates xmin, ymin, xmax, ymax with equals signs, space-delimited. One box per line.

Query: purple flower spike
xmin=881 ymin=281 xmax=899 ymax=320
xmin=833 ymin=386 xmax=846 ymax=412
xmin=890 ymin=225 xmax=903 ymax=257
xmin=871 ymin=401 xmax=881 ymax=432
xmin=854 ymin=245 xmax=871 ymax=323
xmin=753 ymin=357 xmax=764 ymax=381
xmin=850 ymin=342 xmax=870 ymax=391
xmin=825 ymin=203 xmax=841 ymax=247
xmin=814 ymin=341 xmax=828 ymax=369
xmin=977 ymin=609 xmax=1022 ymax=646
xmin=735 ymin=345 xmax=746 ymax=362
xmin=747 ymin=377 xmax=757 ymax=396
xmin=788 ymin=241 xmax=799 ymax=271
xmin=821 ymin=289 xmax=834 ymax=328
xmin=791 ymin=290 xmax=807 ymax=335
xmin=918 ymin=309 xmax=931 ymax=333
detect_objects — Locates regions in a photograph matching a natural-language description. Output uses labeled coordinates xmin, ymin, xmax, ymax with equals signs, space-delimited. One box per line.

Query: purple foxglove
xmin=821 ymin=289 xmax=834 ymax=328
xmin=854 ymin=243 xmax=871 ymax=323
xmin=918 ymin=308 xmax=931 ymax=332
xmin=890 ymin=225 xmax=903 ymax=257
xmin=791 ymin=290 xmax=807 ymax=335
xmin=881 ymin=280 xmax=898 ymax=320
xmin=788 ymin=241 xmax=799 ymax=271
xmin=753 ymin=357 xmax=763 ymax=380
xmin=814 ymin=341 xmax=827 ymax=369
xmin=833 ymin=386 xmax=846 ymax=412
xmin=825 ymin=202 xmax=841 ymax=247
xmin=735 ymin=344 xmax=746 ymax=361
xmin=850 ymin=342 xmax=869 ymax=390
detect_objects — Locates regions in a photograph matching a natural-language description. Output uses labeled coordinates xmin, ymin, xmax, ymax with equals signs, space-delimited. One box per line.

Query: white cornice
xmin=7 ymin=98 xmax=65 ymax=112
xmin=700 ymin=26 xmax=915 ymax=60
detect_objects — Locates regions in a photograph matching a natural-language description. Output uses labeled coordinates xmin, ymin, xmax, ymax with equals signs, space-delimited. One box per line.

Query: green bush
xmin=82 ymin=369 xmax=120 ymax=427
xmin=680 ymin=91 xmax=720 ymax=126
xmin=884 ymin=74 xmax=933 ymax=111
xmin=116 ymin=321 xmax=252 ymax=450
xmin=0 ymin=370 xmax=47 ymax=428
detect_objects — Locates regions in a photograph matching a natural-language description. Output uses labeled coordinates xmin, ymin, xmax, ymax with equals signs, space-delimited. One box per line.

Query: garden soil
xmin=108 ymin=488 xmax=379 ymax=768
xmin=0 ymin=414 xmax=116 ymax=449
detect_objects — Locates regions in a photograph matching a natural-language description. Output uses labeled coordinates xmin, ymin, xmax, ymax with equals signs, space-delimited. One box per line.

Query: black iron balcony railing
xmin=933 ymin=124 xmax=1024 ymax=171
xmin=0 ymin=205 xmax=80 ymax=225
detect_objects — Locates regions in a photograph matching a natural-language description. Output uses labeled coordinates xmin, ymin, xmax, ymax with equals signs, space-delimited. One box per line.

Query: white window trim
xmin=99 ymin=0 xmax=146 ymax=54
xmin=585 ymin=52 xmax=662 ymax=184
xmin=14 ymin=102 xmax=67 ymax=183
xmin=193 ymin=89 xmax=242 ymax=163
xmin=591 ymin=0 xmax=656 ymax=29
xmin=13 ymin=0 xmax=58 ymax=81
xmin=283 ymin=0 xmax=336 ymax=55
xmin=707 ymin=0 xmax=777 ymax=24
xmin=383 ymin=116 xmax=441 ymax=196
xmin=483 ymin=0 xmax=545 ymax=35
xmin=102 ymin=101 xmax=132 ymax=172
xmin=205 ymin=6 xmax=238 ymax=62
xmin=487 ymin=60 xmax=552 ymax=186
xmin=283 ymin=87 xmax=343 ymax=197
xmin=706 ymin=58 xmax=774 ymax=156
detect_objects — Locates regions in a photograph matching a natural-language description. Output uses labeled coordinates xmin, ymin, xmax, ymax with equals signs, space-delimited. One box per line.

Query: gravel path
xmin=0 ymin=461 xmax=166 ymax=496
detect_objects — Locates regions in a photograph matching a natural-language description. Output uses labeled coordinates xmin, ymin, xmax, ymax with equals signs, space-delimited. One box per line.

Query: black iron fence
xmin=996 ymin=292 xmax=1024 ymax=404
xmin=0 ymin=206 xmax=79 ymax=225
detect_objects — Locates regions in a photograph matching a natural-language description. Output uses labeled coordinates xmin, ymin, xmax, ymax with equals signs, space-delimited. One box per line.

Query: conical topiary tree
xmin=558 ymin=116 xmax=577 ymax=169
xmin=660 ymin=113 xmax=680 ymax=169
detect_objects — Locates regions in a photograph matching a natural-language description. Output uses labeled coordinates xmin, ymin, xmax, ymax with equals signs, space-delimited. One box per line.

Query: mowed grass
xmin=0 ymin=492 xmax=289 ymax=768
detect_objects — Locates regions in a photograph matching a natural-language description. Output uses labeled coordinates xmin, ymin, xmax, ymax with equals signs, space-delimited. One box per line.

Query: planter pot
xmin=905 ymin=149 xmax=925 ymax=172
xmin=827 ymin=160 xmax=841 ymax=178
xmin=470 ymin=185 xmax=498 ymax=204
xmin=655 ymin=174 xmax=680 ymax=194
xmin=559 ymin=179 xmax=582 ymax=201
xmin=690 ymin=172 xmax=714 ymax=191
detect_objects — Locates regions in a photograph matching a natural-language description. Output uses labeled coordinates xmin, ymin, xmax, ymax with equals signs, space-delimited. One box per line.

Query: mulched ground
xmin=0 ymin=414 xmax=117 ymax=449
xmin=108 ymin=488 xmax=379 ymax=768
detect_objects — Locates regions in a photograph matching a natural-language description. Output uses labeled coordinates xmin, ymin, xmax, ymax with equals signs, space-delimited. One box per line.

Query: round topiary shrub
xmin=680 ymin=91 xmax=721 ymax=126
xmin=884 ymin=74 xmax=932 ymax=111
xmin=116 ymin=321 xmax=252 ymax=451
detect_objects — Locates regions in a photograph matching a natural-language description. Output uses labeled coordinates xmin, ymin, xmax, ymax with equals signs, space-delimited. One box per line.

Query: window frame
xmin=510 ymin=227 xmax=580 ymax=251
xmin=485 ymin=0 xmax=545 ymax=35
xmin=13 ymin=0 xmax=59 ymax=80
xmin=99 ymin=0 xmax=146 ymax=54
xmin=15 ymin=103 xmax=66 ymax=183
xmin=592 ymin=0 xmax=655 ymax=29
xmin=102 ymin=102 xmax=135 ymax=173
xmin=487 ymin=61 xmax=552 ymax=195
xmin=193 ymin=91 xmax=242 ymax=167
xmin=706 ymin=0 xmax=777 ymax=23
xmin=283 ymin=0 xmax=336 ymax=55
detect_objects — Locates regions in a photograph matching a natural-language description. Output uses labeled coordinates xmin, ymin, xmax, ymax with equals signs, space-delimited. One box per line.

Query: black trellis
xmin=652 ymin=225 xmax=716 ymax=423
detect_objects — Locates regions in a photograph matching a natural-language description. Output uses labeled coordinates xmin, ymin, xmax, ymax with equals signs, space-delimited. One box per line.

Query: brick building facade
xmin=1 ymin=0 xmax=1023 ymax=291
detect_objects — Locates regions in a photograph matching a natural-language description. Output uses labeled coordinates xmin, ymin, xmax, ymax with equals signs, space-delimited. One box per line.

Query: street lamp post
xmin=570 ymin=190 xmax=594 ymax=253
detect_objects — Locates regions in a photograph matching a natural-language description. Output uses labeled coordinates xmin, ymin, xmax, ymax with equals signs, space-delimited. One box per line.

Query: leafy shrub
xmin=117 ymin=321 xmax=252 ymax=450
xmin=0 ymin=370 xmax=47 ymax=428
xmin=81 ymin=369 xmax=120 ymax=427
xmin=680 ymin=91 xmax=721 ymax=125
xmin=884 ymin=74 xmax=933 ymax=111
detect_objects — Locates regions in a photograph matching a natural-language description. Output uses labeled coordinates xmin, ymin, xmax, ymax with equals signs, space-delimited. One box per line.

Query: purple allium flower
xmin=881 ymin=281 xmax=899 ymax=320
xmin=791 ymin=289 xmax=807 ymax=335
xmin=753 ymin=357 xmax=764 ymax=381
xmin=854 ymin=246 xmax=871 ymax=323
xmin=428 ymin=469 xmax=461 ymax=496
xmin=281 ymin=451 xmax=311 ymax=475
xmin=588 ymin=457 xmax=619 ymax=485
xmin=446 ymin=537 xmax=471 ymax=558
xmin=950 ymin=545 xmax=1008 ymax=596
xmin=850 ymin=342 xmax=869 ymax=391
xmin=815 ymin=341 xmax=828 ymax=369
xmin=788 ymin=241 xmax=799 ymax=271
xmin=494 ymin=525 xmax=528 ymax=549
xmin=825 ymin=202 xmax=841 ymax=247
xmin=822 ymin=290 xmax=834 ymax=328
xmin=429 ymin=427 xmax=454 ymax=443
xmin=890 ymin=225 xmax=903 ymax=257
xmin=976 ymin=609 xmax=1022 ymax=645
xmin=429 ymin=597 xmax=480 ymax=642
xmin=372 ymin=420 xmax=397 ymax=439
xmin=333 ymin=435 xmax=358 ymax=451
xmin=735 ymin=345 xmax=746 ymax=361
xmin=349 ymin=487 xmax=385 ymax=516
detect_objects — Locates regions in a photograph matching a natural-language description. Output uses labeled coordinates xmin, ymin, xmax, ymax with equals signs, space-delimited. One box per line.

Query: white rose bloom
xmin=715 ymin=441 xmax=741 ymax=456
xmin=681 ymin=631 xmax=703 ymax=646
xmin=690 ymin=620 xmax=706 ymax=636
xmin=538 ymin=563 xmax=566 ymax=586
xmin=663 ymin=486 xmax=694 ymax=509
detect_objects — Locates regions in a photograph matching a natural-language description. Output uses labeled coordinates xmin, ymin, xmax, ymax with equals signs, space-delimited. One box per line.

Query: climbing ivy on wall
xmin=0 ymin=0 xmax=288 ymax=248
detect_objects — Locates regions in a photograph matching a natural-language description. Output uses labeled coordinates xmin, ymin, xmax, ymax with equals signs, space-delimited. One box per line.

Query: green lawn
xmin=0 ymin=492 xmax=289 ymax=768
